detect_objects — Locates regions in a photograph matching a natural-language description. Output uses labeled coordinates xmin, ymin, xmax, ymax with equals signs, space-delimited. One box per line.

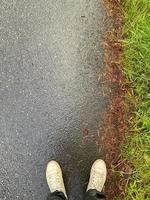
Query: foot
xmin=87 ymin=159 xmax=107 ymax=192
xmin=46 ymin=160 xmax=68 ymax=199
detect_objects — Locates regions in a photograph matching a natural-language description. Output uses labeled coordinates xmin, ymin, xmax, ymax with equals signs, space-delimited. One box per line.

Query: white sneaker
xmin=87 ymin=159 xmax=107 ymax=192
xmin=46 ymin=160 xmax=68 ymax=199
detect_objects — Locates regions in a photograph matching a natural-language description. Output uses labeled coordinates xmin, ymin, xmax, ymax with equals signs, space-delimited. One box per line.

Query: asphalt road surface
xmin=0 ymin=1 xmax=107 ymax=199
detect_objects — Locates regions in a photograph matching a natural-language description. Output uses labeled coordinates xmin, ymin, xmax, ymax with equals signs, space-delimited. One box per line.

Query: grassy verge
xmin=122 ymin=0 xmax=150 ymax=199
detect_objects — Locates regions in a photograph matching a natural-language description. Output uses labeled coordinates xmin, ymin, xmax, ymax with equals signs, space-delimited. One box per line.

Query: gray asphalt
xmin=0 ymin=1 xmax=107 ymax=199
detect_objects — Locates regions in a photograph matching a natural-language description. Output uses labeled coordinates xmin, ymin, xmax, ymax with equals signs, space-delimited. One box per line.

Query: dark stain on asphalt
xmin=82 ymin=128 xmax=89 ymax=137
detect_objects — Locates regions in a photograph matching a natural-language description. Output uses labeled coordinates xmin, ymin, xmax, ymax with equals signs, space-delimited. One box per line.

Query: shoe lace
xmin=49 ymin=172 xmax=62 ymax=191
xmin=91 ymin=173 xmax=99 ymax=187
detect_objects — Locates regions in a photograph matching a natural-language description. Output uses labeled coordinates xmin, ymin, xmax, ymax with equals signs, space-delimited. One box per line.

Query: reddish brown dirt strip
xmin=99 ymin=1 xmax=133 ymax=199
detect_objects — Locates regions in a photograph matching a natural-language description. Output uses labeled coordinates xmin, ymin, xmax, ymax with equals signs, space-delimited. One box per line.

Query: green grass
xmin=121 ymin=0 xmax=150 ymax=199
